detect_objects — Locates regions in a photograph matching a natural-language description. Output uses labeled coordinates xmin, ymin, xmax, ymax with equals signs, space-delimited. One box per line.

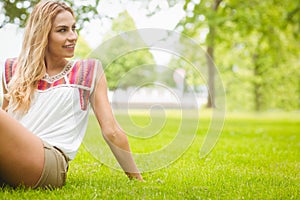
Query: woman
xmin=0 ymin=0 xmax=143 ymax=189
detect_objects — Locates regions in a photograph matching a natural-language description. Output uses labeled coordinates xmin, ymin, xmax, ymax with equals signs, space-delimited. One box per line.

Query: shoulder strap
xmin=3 ymin=58 xmax=18 ymax=88
xmin=67 ymin=59 xmax=99 ymax=110
xmin=67 ymin=59 xmax=98 ymax=89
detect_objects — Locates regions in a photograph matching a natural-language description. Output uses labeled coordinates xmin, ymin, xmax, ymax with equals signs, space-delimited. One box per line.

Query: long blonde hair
xmin=6 ymin=0 xmax=74 ymax=114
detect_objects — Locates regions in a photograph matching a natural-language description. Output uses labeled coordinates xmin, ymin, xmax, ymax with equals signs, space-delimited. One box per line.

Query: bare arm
xmin=2 ymin=78 xmax=9 ymax=111
xmin=90 ymin=66 xmax=143 ymax=181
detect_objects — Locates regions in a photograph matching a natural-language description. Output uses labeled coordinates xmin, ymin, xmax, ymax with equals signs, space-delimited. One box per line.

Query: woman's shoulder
xmin=4 ymin=57 xmax=18 ymax=69
xmin=73 ymin=58 xmax=101 ymax=67
xmin=68 ymin=58 xmax=101 ymax=86
xmin=3 ymin=57 xmax=18 ymax=85
xmin=72 ymin=58 xmax=102 ymax=76
xmin=5 ymin=57 xmax=18 ymax=63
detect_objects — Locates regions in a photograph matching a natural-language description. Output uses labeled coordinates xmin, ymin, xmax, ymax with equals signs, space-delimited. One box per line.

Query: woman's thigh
xmin=0 ymin=109 xmax=44 ymax=188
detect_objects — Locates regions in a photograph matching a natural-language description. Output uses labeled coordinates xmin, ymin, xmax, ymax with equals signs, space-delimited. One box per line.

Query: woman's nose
xmin=68 ymin=30 xmax=78 ymax=41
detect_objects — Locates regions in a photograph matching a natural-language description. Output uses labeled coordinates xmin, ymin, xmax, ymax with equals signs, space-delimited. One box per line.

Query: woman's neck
xmin=44 ymin=58 xmax=68 ymax=76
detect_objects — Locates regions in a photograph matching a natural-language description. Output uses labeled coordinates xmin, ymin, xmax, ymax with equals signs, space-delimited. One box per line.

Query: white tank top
xmin=3 ymin=58 xmax=100 ymax=160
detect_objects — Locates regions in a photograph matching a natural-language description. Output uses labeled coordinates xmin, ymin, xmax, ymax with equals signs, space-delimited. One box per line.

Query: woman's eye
xmin=58 ymin=29 xmax=67 ymax=32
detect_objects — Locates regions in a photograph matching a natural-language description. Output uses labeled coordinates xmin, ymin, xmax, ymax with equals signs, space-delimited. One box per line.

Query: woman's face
xmin=46 ymin=10 xmax=78 ymax=60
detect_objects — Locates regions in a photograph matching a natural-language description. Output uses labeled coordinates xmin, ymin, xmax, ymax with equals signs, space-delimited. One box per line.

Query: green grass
xmin=1 ymin=110 xmax=299 ymax=199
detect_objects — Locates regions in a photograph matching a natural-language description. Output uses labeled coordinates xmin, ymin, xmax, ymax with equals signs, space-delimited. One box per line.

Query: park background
xmin=0 ymin=0 xmax=299 ymax=199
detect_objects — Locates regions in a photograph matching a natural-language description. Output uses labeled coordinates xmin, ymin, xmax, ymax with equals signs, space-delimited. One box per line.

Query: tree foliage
xmin=178 ymin=0 xmax=300 ymax=111
xmin=90 ymin=11 xmax=155 ymax=90
xmin=0 ymin=0 xmax=100 ymax=29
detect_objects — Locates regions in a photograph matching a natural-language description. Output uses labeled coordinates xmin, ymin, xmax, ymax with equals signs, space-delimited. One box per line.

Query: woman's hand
xmin=125 ymin=172 xmax=144 ymax=182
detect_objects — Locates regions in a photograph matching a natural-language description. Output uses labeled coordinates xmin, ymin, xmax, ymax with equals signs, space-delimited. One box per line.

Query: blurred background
xmin=0 ymin=0 xmax=299 ymax=112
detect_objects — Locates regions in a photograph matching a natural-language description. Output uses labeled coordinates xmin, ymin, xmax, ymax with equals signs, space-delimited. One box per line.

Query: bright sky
xmin=0 ymin=1 xmax=185 ymax=64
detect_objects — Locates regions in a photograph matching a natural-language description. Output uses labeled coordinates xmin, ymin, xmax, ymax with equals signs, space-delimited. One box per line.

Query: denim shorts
xmin=33 ymin=141 xmax=69 ymax=189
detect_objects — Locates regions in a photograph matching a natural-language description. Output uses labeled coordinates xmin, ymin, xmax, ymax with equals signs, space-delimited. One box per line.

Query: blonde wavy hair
xmin=6 ymin=0 xmax=74 ymax=114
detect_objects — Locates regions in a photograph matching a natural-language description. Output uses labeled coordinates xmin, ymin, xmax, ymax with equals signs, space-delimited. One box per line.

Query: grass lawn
xmin=1 ymin=110 xmax=299 ymax=199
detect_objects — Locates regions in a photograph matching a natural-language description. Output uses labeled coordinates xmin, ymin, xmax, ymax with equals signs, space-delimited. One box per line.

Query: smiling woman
xmin=0 ymin=0 xmax=143 ymax=189
xmin=45 ymin=10 xmax=78 ymax=76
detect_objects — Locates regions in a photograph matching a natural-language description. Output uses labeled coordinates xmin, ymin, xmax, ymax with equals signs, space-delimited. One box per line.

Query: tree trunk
xmin=206 ymin=45 xmax=215 ymax=108
xmin=253 ymin=54 xmax=262 ymax=111
xmin=206 ymin=0 xmax=222 ymax=108
xmin=253 ymin=74 xmax=262 ymax=111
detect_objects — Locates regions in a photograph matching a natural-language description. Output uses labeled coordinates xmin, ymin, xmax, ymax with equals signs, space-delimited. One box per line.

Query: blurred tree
xmin=178 ymin=0 xmax=300 ymax=111
xmin=90 ymin=11 xmax=155 ymax=90
xmin=178 ymin=0 xmax=224 ymax=108
xmin=223 ymin=0 xmax=300 ymax=111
